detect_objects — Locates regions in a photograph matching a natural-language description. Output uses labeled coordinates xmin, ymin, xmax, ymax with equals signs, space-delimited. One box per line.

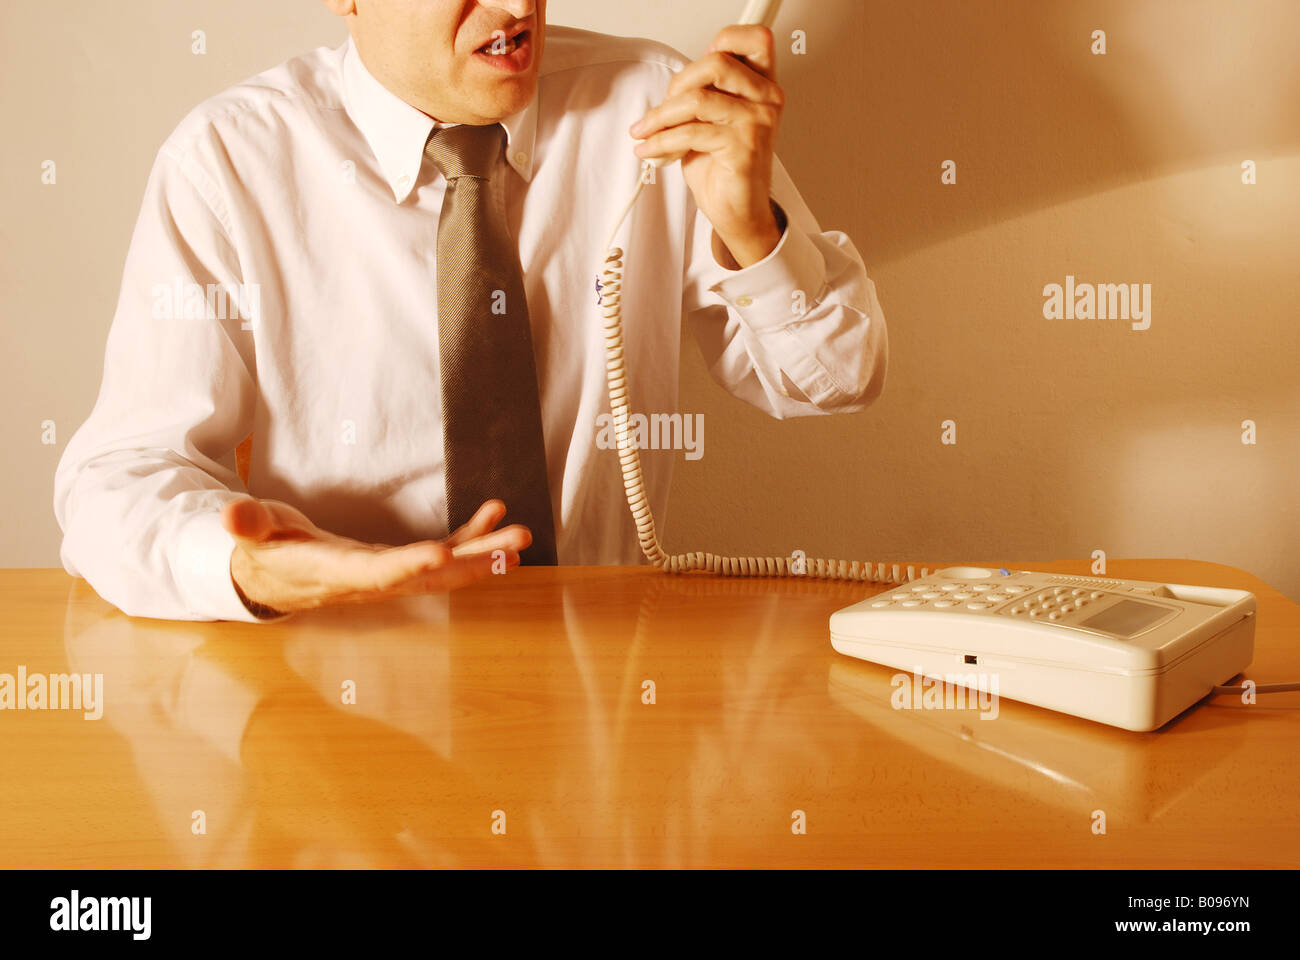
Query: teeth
xmin=482 ymin=35 xmax=519 ymax=55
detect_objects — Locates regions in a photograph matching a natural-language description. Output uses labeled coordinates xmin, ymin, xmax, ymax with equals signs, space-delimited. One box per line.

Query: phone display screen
xmin=1079 ymin=599 xmax=1170 ymax=637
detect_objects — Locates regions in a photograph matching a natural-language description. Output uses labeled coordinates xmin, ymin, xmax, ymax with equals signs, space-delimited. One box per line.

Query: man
xmin=53 ymin=0 xmax=888 ymax=621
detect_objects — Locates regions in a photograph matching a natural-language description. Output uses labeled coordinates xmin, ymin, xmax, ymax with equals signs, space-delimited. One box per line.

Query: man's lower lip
xmin=473 ymin=32 xmax=533 ymax=73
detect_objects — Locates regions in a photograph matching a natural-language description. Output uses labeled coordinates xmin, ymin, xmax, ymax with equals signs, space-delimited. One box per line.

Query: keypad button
xmin=910 ymin=585 xmax=928 ymax=592
xmin=1003 ymin=585 xmax=1027 ymax=594
xmin=954 ymin=592 xmax=974 ymax=600
xmin=871 ymin=600 xmax=891 ymax=608
xmin=940 ymin=584 xmax=960 ymax=592
xmin=934 ymin=600 xmax=956 ymax=608
xmin=1090 ymin=591 xmax=1104 ymax=599
xmin=1029 ymin=609 xmax=1042 ymax=617
xmin=987 ymin=593 xmax=1008 ymax=601
xmin=921 ymin=591 xmax=942 ymax=599
xmin=1048 ymin=611 xmax=1062 ymax=620
xmin=1072 ymin=588 xmax=1087 ymax=596
xmin=972 ymin=584 xmax=993 ymax=592
xmin=1059 ymin=603 xmax=1074 ymax=614
xmin=967 ymin=602 xmax=992 ymax=610
xmin=891 ymin=593 xmax=909 ymax=600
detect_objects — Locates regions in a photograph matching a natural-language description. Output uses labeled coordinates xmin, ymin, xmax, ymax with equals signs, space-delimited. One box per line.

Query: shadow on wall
xmin=776 ymin=0 xmax=1300 ymax=266
xmin=666 ymin=0 xmax=1299 ymax=600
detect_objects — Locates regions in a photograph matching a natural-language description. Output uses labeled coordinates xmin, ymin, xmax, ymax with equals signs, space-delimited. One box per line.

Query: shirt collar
xmin=341 ymin=35 xmax=538 ymax=203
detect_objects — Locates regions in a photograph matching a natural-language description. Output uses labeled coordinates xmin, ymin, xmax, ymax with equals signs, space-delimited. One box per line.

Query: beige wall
xmin=5 ymin=0 xmax=1297 ymax=599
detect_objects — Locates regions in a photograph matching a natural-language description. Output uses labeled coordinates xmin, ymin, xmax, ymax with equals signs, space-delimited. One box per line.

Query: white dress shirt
xmin=53 ymin=27 xmax=889 ymax=622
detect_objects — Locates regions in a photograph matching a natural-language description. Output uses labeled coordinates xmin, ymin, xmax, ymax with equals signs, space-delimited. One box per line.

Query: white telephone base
xmin=829 ymin=567 xmax=1256 ymax=731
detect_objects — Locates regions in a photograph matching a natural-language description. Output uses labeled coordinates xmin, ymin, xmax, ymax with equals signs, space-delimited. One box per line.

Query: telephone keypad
xmin=998 ymin=587 xmax=1114 ymax=627
xmin=865 ymin=574 xmax=1119 ymax=620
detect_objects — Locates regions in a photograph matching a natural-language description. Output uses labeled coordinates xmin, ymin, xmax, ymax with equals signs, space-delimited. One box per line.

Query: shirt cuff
xmin=707 ymin=214 xmax=829 ymax=334
xmin=173 ymin=509 xmax=289 ymax=623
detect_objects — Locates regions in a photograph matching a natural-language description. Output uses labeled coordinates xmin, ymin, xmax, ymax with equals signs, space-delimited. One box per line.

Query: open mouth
xmin=476 ymin=29 xmax=529 ymax=56
xmin=471 ymin=28 xmax=534 ymax=74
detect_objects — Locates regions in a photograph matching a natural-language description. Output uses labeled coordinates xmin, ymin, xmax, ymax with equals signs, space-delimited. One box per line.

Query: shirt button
xmin=735 ymin=296 xmax=753 ymax=307
xmin=397 ymin=174 xmax=411 ymax=188
xmin=514 ymin=151 xmax=529 ymax=165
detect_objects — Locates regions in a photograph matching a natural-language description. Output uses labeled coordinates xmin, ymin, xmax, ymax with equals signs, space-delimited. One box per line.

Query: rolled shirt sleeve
xmin=682 ymin=153 xmax=888 ymax=419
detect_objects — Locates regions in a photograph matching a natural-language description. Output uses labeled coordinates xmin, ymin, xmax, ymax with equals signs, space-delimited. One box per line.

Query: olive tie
xmin=424 ymin=123 xmax=558 ymax=564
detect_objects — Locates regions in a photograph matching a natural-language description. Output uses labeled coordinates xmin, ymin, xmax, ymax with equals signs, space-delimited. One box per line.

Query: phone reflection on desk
xmin=827 ymin=659 xmax=1246 ymax=823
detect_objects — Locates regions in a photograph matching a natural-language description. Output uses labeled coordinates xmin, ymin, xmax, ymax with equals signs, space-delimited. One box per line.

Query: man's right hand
xmin=223 ymin=497 xmax=531 ymax=616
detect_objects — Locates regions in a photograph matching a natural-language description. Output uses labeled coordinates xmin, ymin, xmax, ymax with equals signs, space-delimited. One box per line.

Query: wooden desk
xmin=1 ymin=560 xmax=1296 ymax=868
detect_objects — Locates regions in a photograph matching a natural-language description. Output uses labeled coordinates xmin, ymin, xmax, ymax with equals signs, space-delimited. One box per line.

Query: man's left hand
xmin=630 ymin=25 xmax=785 ymax=269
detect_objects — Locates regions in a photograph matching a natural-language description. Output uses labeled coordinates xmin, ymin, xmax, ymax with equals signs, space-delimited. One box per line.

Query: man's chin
xmin=465 ymin=84 xmax=537 ymax=123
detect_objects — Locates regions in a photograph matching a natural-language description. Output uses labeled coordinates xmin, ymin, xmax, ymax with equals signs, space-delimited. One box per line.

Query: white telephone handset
xmin=639 ymin=0 xmax=786 ymax=173
xmin=599 ymin=0 xmax=935 ymax=585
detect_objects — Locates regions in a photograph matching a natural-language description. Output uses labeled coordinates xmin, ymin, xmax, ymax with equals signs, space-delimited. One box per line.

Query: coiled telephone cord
xmin=597 ymin=172 xmax=933 ymax=584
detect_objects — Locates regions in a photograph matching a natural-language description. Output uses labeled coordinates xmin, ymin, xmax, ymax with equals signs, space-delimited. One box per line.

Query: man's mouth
xmin=472 ymin=28 xmax=534 ymax=74
xmin=476 ymin=29 xmax=529 ymax=56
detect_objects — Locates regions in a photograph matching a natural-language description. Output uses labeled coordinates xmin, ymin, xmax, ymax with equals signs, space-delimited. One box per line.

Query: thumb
xmin=221 ymin=497 xmax=275 ymax=542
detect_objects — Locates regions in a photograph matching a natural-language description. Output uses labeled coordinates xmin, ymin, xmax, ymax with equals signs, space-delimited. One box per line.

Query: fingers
xmin=449 ymin=523 xmax=532 ymax=559
xmin=634 ymin=122 xmax=733 ymax=165
xmin=404 ymin=548 xmax=521 ymax=595
xmin=633 ymin=88 xmax=755 ymax=140
xmin=630 ymin=28 xmax=784 ymax=151
xmin=221 ymin=497 xmax=274 ymax=541
xmin=705 ymin=24 xmax=778 ymax=79
xmin=329 ymin=544 xmax=519 ymax=606
xmin=224 ymin=495 xmax=532 ymax=613
xmin=327 ymin=540 xmax=456 ymax=593
xmin=258 ymin=498 xmax=333 ymax=536
xmin=444 ymin=499 xmax=507 ymax=547
xmin=671 ymin=31 xmax=782 ymax=101
xmin=667 ymin=54 xmax=773 ymax=105
xmin=443 ymin=502 xmax=532 ymax=557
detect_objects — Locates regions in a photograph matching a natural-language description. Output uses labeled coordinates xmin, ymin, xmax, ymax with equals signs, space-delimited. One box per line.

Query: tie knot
xmin=424 ymin=123 xmax=505 ymax=181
